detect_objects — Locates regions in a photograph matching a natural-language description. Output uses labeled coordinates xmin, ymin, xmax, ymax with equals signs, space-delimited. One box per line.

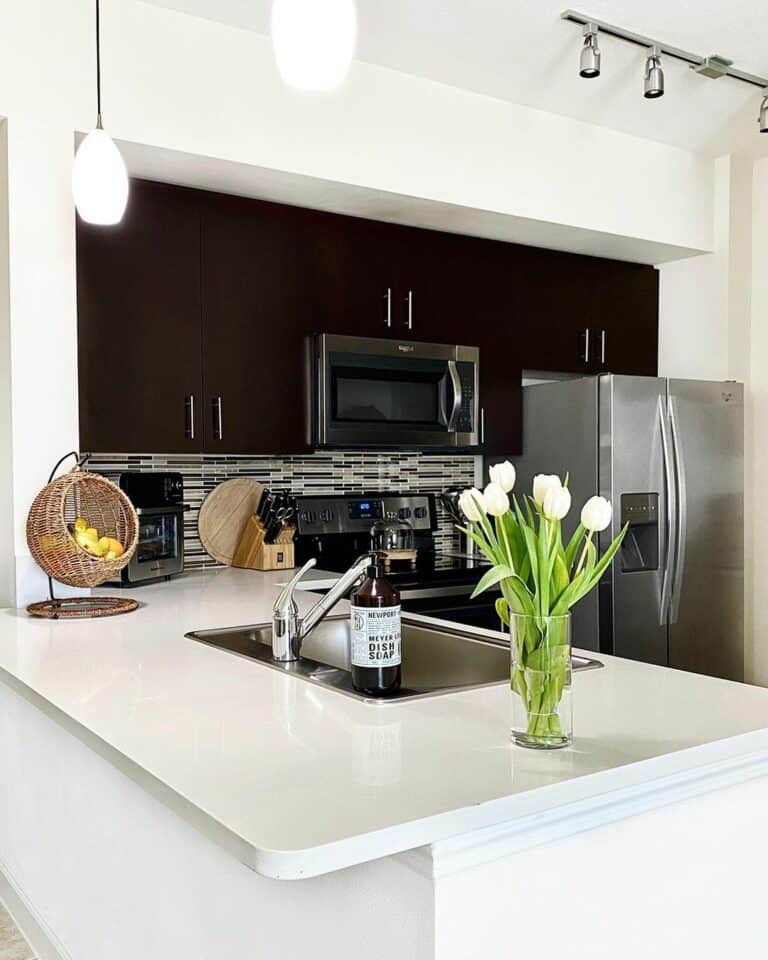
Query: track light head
xmin=760 ymin=91 xmax=768 ymax=133
xmin=579 ymin=23 xmax=601 ymax=78
xmin=644 ymin=45 xmax=664 ymax=99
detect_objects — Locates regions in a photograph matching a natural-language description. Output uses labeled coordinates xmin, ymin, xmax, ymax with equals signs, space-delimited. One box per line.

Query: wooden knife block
xmin=232 ymin=516 xmax=296 ymax=571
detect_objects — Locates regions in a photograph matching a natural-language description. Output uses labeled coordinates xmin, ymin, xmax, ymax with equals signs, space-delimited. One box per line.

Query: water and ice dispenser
xmin=619 ymin=493 xmax=659 ymax=572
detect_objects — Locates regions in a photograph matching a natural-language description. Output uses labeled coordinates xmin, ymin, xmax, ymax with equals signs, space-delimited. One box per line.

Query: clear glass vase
xmin=509 ymin=612 xmax=572 ymax=749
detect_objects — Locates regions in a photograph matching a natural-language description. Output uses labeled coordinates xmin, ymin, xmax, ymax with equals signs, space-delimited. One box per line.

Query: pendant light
xmin=271 ymin=0 xmax=357 ymax=91
xmin=73 ymin=0 xmax=129 ymax=225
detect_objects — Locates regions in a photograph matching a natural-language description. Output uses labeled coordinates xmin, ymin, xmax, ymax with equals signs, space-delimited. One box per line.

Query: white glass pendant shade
xmin=73 ymin=127 xmax=129 ymax=225
xmin=271 ymin=0 xmax=357 ymax=91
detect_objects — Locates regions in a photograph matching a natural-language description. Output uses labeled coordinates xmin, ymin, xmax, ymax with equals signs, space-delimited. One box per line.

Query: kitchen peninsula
xmin=1 ymin=567 xmax=767 ymax=960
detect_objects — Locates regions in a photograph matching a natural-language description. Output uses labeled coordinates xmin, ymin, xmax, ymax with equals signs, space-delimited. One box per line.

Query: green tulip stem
xmin=497 ymin=516 xmax=515 ymax=572
xmin=575 ymin=530 xmax=594 ymax=575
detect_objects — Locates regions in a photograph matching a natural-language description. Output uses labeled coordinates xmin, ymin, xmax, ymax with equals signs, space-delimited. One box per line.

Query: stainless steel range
xmin=294 ymin=493 xmax=497 ymax=630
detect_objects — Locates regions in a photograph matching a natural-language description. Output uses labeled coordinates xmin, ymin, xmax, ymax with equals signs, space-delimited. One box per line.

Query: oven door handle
xmin=446 ymin=361 xmax=463 ymax=431
xmin=135 ymin=505 xmax=190 ymax=517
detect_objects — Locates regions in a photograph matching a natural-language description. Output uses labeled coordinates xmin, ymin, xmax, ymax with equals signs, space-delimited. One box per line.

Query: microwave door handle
xmin=446 ymin=361 xmax=463 ymax=431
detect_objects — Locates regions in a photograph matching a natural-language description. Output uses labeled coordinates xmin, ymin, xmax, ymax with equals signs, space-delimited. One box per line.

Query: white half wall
xmin=0 ymin=0 xmax=719 ymax=605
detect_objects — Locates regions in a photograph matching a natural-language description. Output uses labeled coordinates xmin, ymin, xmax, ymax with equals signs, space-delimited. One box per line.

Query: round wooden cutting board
xmin=198 ymin=478 xmax=264 ymax=566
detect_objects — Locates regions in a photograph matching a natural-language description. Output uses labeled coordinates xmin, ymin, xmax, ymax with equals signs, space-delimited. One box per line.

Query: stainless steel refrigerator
xmin=509 ymin=375 xmax=744 ymax=681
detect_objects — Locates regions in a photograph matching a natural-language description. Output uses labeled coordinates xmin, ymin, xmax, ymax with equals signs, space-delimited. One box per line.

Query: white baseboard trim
xmin=0 ymin=862 xmax=67 ymax=960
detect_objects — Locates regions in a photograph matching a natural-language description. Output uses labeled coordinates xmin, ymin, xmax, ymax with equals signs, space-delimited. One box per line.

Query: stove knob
xmin=319 ymin=508 xmax=333 ymax=523
xmin=398 ymin=507 xmax=411 ymax=520
xmin=302 ymin=510 xmax=317 ymax=524
xmin=414 ymin=506 xmax=428 ymax=520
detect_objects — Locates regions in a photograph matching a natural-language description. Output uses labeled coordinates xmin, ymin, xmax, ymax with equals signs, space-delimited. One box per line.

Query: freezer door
xmin=667 ymin=380 xmax=744 ymax=681
xmin=511 ymin=377 xmax=600 ymax=651
xmin=599 ymin=375 xmax=670 ymax=666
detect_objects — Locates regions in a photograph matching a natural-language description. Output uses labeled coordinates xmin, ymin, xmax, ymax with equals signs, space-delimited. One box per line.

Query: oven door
xmin=316 ymin=335 xmax=479 ymax=448
xmin=400 ymin=591 xmax=503 ymax=633
xmin=126 ymin=507 xmax=185 ymax=582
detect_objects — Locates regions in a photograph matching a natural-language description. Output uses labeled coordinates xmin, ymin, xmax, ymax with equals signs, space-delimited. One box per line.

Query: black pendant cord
xmin=46 ymin=451 xmax=91 ymax=603
xmin=95 ymin=0 xmax=103 ymax=127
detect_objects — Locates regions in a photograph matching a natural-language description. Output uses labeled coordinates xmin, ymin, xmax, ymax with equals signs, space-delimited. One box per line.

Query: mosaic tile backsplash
xmin=86 ymin=452 xmax=479 ymax=571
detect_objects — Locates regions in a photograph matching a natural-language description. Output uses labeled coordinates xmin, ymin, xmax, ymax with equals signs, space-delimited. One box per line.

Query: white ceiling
xmin=142 ymin=0 xmax=768 ymax=158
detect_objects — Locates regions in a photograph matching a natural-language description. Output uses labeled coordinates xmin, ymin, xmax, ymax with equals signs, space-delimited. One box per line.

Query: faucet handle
xmin=273 ymin=558 xmax=317 ymax=617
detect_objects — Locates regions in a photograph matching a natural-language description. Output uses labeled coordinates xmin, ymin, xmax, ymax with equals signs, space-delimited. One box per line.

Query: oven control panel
xmin=296 ymin=494 xmax=435 ymax=536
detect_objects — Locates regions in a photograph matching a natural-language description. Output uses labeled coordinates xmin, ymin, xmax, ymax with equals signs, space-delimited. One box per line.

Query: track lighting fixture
xmin=562 ymin=9 xmax=768 ymax=133
xmin=579 ymin=23 xmax=601 ymax=78
xmin=644 ymin=46 xmax=664 ymax=99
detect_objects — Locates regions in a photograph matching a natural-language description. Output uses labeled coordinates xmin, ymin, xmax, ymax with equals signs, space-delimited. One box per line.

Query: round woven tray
xmin=26 ymin=597 xmax=139 ymax=620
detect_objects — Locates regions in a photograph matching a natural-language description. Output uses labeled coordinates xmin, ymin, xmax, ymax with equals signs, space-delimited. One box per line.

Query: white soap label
xmin=350 ymin=605 xmax=402 ymax=668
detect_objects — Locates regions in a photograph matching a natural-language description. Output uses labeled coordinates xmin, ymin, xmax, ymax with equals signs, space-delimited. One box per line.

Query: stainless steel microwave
xmin=315 ymin=334 xmax=480 ymax=449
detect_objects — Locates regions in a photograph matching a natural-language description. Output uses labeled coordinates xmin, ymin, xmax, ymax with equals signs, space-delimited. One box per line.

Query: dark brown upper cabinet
xmin=77 ymin=179 xmax=659 ymax=459
xmin=200 ymin=193 xmax=313 ymax=455
xmin=77 ymin=180 xmax=203 ymax=454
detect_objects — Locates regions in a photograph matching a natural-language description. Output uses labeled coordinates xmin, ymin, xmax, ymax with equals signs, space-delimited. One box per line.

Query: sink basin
xmin=186 ymin=615 xmax=603 ymax=704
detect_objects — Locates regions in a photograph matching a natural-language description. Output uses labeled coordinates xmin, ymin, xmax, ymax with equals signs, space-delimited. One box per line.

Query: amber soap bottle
xmin=350 ymin=561 xmax=402 ymax=697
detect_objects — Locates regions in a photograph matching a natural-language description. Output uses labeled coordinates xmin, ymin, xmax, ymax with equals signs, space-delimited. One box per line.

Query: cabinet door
xmin=510 ymin=246 xmax=595 ymax=375
xmin=200 ymin=194 xmax=314 ymax=455
xmin=328 ymin=216 xmax=409 ymax=339
xmin=77 ymin=179 xmax=203 ymax=453
xmin=589 ymin=264 xmax=659 ymax=376
xmin=397 ymin=229 xmax=483 ymax=344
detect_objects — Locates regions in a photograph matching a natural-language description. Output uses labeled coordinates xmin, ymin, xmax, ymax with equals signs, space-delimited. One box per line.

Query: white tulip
xmin=488 ymin=460 xmax=516 ymax=493
xmin=532 ymin=474 xmax=562 ymax=507
xmin=458 ymin=488 xmax=487 ymax=523
xmin=581 ymin=496 xmax=613 ymax=533
xmin=483 ymin=482 xmax=509 ymax=517
xmin=543 ymin=485 xmax=572 ymax=521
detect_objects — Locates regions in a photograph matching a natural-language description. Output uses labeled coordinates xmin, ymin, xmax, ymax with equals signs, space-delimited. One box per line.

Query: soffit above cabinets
xmin=117 ymin=139 xmax=707 ymax=266
xmin=143 ymin=0 xmax=768 ymax=158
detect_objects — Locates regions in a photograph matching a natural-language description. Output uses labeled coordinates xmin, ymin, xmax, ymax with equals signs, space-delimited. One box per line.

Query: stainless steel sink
xmin=186 ymin=615 xmax=603 ymax=704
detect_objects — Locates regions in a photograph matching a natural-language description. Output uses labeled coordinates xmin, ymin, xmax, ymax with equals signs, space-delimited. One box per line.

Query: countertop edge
xmin=3 ymin=660 xmax=768 ymax=881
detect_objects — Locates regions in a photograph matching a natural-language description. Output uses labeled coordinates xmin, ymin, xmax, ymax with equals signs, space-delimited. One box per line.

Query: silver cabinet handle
xmin=212 ymin=396 xmax=223 ymax=441
xmin=405 ymin=290 xmax=413 ymax=330
xmin=185 ymin=395 xmax=195 ymax=440
xmin=580 ymin=329 xmax=591 ymax=363
xmin=600 ymin=329 xmax=607 ymax=365
xmin=383 ymin=288 xmax=392 ymax=328
xmin=480 ymin=407 xmax=486 ymax=445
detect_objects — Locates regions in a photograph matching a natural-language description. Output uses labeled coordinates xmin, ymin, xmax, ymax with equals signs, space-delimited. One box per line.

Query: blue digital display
xmin=348 ymin=500 xmax=383 ymax=520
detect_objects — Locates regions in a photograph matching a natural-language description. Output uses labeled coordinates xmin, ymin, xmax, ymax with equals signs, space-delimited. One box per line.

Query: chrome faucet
xmin=272 ymin=555 xmax=372 ymax=662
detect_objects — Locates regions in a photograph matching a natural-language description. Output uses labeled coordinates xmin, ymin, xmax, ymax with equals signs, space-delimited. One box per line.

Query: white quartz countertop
xmin=1 ymin=567 xmax=768 ymax=880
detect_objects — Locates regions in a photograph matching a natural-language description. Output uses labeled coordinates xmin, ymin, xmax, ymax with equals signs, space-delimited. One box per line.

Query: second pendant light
xmin=271 ymin=0 xmax=357 ymax=91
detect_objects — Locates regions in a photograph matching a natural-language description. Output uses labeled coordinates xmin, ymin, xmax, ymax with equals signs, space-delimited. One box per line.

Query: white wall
xmin=748 ymin=158 xmax=768 ymax=685
xmin=0 ymin=124 xmax=15 ymax=608
xmin=658 ymin=155 xmax=753 ymax=382
xmin=0 ymin=0 xmax=719 ymax=605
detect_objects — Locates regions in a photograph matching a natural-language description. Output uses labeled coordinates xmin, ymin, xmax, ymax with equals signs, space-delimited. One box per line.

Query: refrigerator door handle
xmin=658 ymin=399 xmax=676 ymax=626
xmin=668 ymin=397 xmax=687 ymax=625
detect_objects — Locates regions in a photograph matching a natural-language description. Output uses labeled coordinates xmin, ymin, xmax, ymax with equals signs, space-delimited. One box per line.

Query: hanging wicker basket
xmin=26 ymin=467 xmax=139 ymax=589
